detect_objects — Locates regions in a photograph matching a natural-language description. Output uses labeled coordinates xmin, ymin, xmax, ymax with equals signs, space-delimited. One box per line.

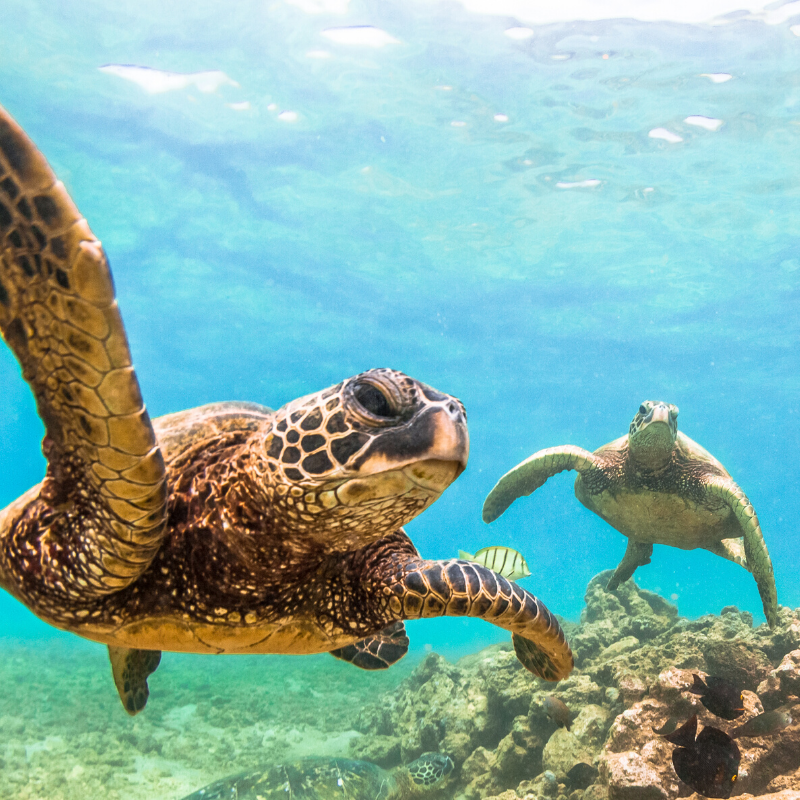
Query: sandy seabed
xmin=0 ymin=639 xmax=416 ymax=800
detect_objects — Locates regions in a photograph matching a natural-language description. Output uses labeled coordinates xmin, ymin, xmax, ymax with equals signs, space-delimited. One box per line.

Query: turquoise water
xmin=1 ymin=0 xmax=800 ymax=794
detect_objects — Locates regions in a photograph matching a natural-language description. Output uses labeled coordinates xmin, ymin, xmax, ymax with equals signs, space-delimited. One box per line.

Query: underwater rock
xmin=575 ymin=572 xmax=679 ymax=658
xmin=615 ymin=670 xmax=648 ymax=707
xmin=597 ymin=636 xmax=641 ymax=662
xmin=602 ymin=750 xmax=674 ymax=800
xmin=733 ymin=701 xmax=800 ymax=795
xmin=352 ymin=573 xmax=800 ymax=800
xmin=541 ymin=727 xmax=592 ymax=780
xmin=765 ymin=765 xmax=800 ymax=793
xmin=728 ymin=793 xmax=800 ymax=800
xmin=348 ymin=733 xmax=401 ymax=767
xmin=354 ymin=651 xmax=489 ymax=764
xmin=521 ymin=770 xmax=560 ymax=798
xmin=571 ymin=704 xmax=612 ymax=751
xmin=494 ymin=716 xmax=546 ymax=783
xmin=702 ymin=639 xmax=773 ymax=690
xmin=482 ymin=770 xmax=561 ymax=800
xmin=461 ymin=745 xmax=504 ymax=799
xmin=757 ymin=650 xmax=800 ymax=709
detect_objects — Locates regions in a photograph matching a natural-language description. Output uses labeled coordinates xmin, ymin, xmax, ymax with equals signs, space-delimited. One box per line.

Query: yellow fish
xmin=457 ymin=546 xmax=531 ymax=581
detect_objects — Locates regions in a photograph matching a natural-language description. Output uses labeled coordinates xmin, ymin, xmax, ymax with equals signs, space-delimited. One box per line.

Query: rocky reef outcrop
xmin=351 ymin=572 xmax=800 ymax=799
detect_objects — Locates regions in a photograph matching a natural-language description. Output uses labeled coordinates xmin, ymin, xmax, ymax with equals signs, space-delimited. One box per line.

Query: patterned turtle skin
xmin=0 ymin=102 xmax=573 ymax=714
xmin=483 ymin=401 xmax=779 ymax=628
xmin=180 ymin=752 xmax=454 ymax=800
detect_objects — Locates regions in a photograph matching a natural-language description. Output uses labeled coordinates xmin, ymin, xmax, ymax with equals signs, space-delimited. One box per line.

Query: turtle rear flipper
xmin=705 ymin=537 xmax=748 ymax=571
xmin=330 ymin=621 xmax=409 ymax=669
xmin=0 ymin=103 xmax=168 ymax=597
xmin=607 ymin=541 xmax=653 ymax=591
xmin=108 ymin=646 xmax=161 ymax=715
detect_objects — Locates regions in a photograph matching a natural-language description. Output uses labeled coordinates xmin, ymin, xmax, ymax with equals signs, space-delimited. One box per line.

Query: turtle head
xmin=262 ymin=369 xmax=468 ymax=549
xmin=405 ymin=752 xmax=454 ymax=790
xmin=628 ymin=400 xmax=679 ymax=469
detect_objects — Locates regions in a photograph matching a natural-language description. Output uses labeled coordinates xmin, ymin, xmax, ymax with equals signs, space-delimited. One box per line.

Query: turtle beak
xmin=649 ymin=404 xmax=671 ymax=425
xmin=422 ymin=402 xmax=469 ymax=475
xmin=353 ymin=402 xmax=469 ymax=479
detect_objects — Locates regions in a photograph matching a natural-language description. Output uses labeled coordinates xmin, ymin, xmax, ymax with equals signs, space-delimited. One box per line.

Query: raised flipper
xmin=330 ymin=621 xmax=409 ymax=670
xmin=607 ymin=541 xmax=653 ymax=591
xmin=704 ymin=476 xmax=778 ymax=628
xmin=385 ymin=559 xmax=573 ymax=681
xmin=108 ymin=645 xmax=161 ymax=715
xmin=0 ymin=103 xmax=167 ymax=597
xmin=483 ymin=445 xmax=602 ymax=523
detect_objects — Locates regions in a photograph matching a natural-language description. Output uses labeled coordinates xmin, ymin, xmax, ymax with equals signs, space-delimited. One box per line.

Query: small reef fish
xmin=565 ymin=762 xmax=598 ymax=791
xmin=653 ymin=715 xmax=681 ymax=736
xmin=732 ymin=709 xmax=792 ymax=739
xmin=663 ymin=714 xmax=740 ymax=799
xmin=457 ymin=546 xmax=531 ymax=580
xmin=687 ymin=674 xmax=745 ymax=720
xmin=543 ymin=696 xmax=571 ymax=731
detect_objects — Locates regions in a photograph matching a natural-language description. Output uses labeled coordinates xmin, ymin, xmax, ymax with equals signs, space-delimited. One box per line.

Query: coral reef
xmin=2 ymin=572 xmax=798 ymax=799
xmin=353 ymin=572 xmax=800 ymax=799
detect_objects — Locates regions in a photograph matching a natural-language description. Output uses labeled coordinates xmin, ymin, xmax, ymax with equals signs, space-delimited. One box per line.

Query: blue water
xmin=1 ymin=0 xmax=799 ymax=660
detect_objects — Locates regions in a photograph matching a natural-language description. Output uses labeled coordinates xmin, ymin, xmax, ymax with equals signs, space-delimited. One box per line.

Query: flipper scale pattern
xmin=704 ymin=475 xmax=778 ymax=627
xmin=0 ymin=103 xmax=167 ymax=599
xmin=389 ymin=558 xmax=573 ymax=681
xmin=483 ymin=444 xmax=600 ymax=522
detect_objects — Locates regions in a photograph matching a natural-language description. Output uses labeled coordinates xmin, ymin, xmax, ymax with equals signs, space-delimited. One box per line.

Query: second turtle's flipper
xmin=607 ymin=541 xmax=653 ymax=591
xmin=706 ymin=476 xmax=779 ymax=629
xmin=330 ymin=621 xmax=409 ymax=670
xmin=108 ymin=645 xmax=161 ymax=715
xmin=482 ymin=445 xmax=601 ymax=522
xmin=385 ymin=559 xmax=573 ymax=681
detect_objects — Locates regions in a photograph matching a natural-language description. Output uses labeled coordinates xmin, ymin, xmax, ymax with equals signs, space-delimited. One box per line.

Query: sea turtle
xmin=0 ymin=102 xmax=573 ymax=714
xmin=482 ymin=400 xmax=778 ymax=627
xmin=180 ymin=752 xmax=454 ymax=800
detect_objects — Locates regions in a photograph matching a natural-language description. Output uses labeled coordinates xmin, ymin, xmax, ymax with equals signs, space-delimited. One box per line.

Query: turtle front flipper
xmin=705 ymin=476 xmax=778 ymax=628
xmin=385 ymin=559 xmax=573 ymax=681
xmin=0 ymin=104 xmax=168 ymax=597
xmin=330 ymin=621 xmax=409 ymax=669
xmin=108 ymin=646 xmax=161 ymax=715
xmin=607 ymin=540 xmax=653 ymax=591
xmin=483 ymin=445 xmax=602 ymax=522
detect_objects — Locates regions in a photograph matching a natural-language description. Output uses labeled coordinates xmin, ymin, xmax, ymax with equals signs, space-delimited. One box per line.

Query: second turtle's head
xmin=405 ymin=752 xmax=455 ymax=790
xmin=262 ymin=369 xmax=468 ymax=548
xmin=628 ymin=400 xmax=679 ymax=468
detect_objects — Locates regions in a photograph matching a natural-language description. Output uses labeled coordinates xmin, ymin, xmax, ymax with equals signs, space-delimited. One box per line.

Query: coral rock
xmin=348 ymin=733 xmax=401 ymax=767
xmin=602 ymin=750 xmax=676 ymax=800
xmin=758 ymin=650 xmax=800 ymax=710
xmin=542 ymin=727 xmax=592 ymax=780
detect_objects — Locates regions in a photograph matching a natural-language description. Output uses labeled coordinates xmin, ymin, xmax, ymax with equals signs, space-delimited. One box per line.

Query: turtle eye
xmin=670 ymin=406 xmax=679 ymax=417
xmin=353 ymin=382 xmax=394 ymax=418
xmin=639 ymin=404 xmax=648 ymax=415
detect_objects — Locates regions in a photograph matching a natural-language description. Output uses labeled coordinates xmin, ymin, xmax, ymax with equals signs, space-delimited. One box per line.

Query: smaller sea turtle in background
xmin=180 ymin=752 xmax=454 ymax=800
xmin=482 ymin=401 xmax=778 ymax=627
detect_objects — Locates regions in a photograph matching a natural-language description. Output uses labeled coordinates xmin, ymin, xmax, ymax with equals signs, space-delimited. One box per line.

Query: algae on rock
xmin=353 ymin=571 xmax=800 ymax=800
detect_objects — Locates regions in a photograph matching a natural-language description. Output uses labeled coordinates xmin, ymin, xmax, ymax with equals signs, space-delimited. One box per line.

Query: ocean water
xmin=1 ymin=0 xmax=799 ymax=796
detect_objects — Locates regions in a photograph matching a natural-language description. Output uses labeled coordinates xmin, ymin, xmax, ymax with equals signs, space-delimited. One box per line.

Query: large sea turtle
xmin=0 ymin=103 xmax=572 ymax=714
xmin=180 ymin=752 xmax=454 ymax=800
xmin=483 ymin=400 xmax=778 ymax=627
